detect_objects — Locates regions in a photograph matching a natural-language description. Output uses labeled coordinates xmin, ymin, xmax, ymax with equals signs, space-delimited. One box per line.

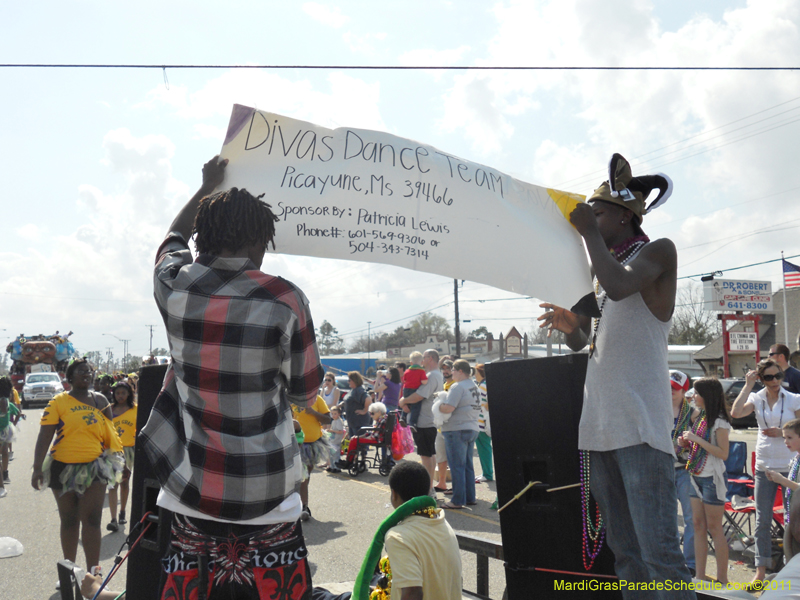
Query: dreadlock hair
xmin=193 ymin=188 xmax=279 ymax=256
xmin=0 ymin=376 xmax=13 ymax=398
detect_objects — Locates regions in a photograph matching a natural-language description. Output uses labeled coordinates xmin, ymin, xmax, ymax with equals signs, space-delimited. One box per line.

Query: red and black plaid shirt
xmin=140 ymin=232 xmax=323 ymax=521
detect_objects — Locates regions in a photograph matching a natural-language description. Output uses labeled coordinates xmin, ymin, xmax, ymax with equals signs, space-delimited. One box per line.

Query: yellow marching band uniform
xmin=40 ymin=392 xmax=133 ymax=495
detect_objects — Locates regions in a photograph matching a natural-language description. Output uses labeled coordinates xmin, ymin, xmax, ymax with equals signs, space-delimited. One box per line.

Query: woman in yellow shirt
xmin=31 ymin=358 xmax=122 ymax=576
xmin=107 ymin=381 xmax=137 ymax=532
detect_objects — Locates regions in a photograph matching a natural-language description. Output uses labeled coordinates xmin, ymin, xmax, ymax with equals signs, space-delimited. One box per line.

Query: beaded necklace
xmin=686 ymin=410 xmax=710 ymax=475
xmin=580 ymin=450 xmax=605 ymax=570
xmin=761 ymin=392 xmax=785 ymax=430
xmin=672 ymin=400 xmax=693 ymax=461
xmin=784 ymin=455 xmax=800 ymax=524
xmin=589 ymin=235 xmax=650 ymax=358
xmin=369 ymin=556 xmax=393 ymax=600
xmin=368 ymin=508 xmax=439 ymax=600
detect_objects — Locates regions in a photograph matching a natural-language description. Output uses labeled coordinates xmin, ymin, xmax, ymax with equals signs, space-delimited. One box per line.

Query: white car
xmin=22 ymin=372 xmax=64 ymax=409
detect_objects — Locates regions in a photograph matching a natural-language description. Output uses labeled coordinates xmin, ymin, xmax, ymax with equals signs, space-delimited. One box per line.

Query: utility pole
xmin=453 ymin=279 xmax=461 ymax=358
xmin=105 ymin=347 xmax=113 ymax=373
xmin=367 ymin=321 xmax=371 ymax=371
xmin=145 ymin=324 xmax=156 ymax=355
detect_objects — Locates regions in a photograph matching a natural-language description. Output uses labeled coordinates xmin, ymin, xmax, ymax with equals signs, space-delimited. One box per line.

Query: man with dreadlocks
xmin=141 ymin=156 xmax=323 ymax=600
xmin=539 ymin=154 xmax=694 ymax=598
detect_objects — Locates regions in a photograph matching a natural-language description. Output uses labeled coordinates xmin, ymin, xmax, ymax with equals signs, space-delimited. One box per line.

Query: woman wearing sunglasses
xmin=321 ymin=372 xmax=341 ymax=409
xmin=731 ymin=358 xmax=800 ymax=589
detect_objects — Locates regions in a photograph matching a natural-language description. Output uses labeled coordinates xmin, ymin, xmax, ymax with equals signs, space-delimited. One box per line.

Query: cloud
xmin=0 ymin=130 xmax=188 ymax=354
xmin=431 ymin=0 xmax=800 ymax=291
xmin=16 ymin=224 xmax=42 ymax=241
xmin=342 ymin=31 xmax=387 ymax=55
xmin=139 ymin=70 xmax=388 ymax=134
xmin=302 ymin=2 xmax=350 ymax=28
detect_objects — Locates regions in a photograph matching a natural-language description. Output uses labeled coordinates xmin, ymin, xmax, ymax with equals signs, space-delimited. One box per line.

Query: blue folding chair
xmin=723 ymin=441 xmax=755 ymax=546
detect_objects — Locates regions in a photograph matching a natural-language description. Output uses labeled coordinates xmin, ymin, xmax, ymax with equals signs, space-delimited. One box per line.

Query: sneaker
xmin=118 ymin=511 xmax=127 ymax=525
xmin=3 ymin=470 xmax=9 ymax=483
xmin=0 ymin=488 xmax=7 ymax=498
xmin=300 ymin=506 xmax=311 ymax=521
xmin=410 ymin=425 xmax=417 ymax=433
xmin=106 ymin=519 xmax=119 ymax=532
xmin=7 ymin=451 xmax=13 ymax=461
xmin=90 ymin=566 xmax=103 ymax=577
xmin=475 ymin=475 xmax=487 ymax=483
xmin=490 ymin=499 xmax=499 ymax=510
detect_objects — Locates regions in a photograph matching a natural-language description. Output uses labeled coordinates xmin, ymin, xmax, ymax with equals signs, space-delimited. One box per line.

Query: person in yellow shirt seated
xmin=384 ymin=461 xmax=463 ymax=599
xmin=292 ymin=394 xmax=332 ymax=521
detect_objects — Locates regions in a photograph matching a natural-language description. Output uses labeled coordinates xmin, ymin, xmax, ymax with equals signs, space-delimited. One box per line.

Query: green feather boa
xmin=353 ymin=495 xmax=437 ymax=600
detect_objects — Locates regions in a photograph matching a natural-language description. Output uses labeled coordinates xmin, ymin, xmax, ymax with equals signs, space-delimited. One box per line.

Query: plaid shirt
xmin=140 ymin=232 xmax=323 ymax=521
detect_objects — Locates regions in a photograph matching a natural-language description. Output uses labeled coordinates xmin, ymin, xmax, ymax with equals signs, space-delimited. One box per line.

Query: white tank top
xmin=580 ymin=290 xmax=674 ymax=456
xmin=322 ymin=386 xmax=338 ymax=407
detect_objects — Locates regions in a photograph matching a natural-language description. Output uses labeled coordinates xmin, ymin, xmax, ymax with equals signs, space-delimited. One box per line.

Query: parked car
xmin=21 ymin=371 xmax=64 ymax=409
xmin=721 ymin=378 xmax=763 ymax=429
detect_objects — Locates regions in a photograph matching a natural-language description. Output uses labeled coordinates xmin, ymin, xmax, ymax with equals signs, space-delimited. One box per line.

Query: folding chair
xmin=723 ymin=441 xmax=756 ymax=546
xmin=347 ymin=411 xmax=397 ymax=478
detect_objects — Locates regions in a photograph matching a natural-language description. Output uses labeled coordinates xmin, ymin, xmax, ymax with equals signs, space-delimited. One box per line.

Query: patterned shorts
xmin=160 ymin=515 xmax=311 ymax=600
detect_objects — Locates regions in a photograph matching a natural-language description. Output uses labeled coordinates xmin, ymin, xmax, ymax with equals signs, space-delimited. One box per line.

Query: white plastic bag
xmin=432 ymin=392 xmax=452 ymax=428
xmin=0 ymin=537 xmax=23 ymax=558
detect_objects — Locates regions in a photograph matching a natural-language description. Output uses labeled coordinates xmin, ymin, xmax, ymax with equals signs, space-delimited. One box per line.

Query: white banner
xmin=218 ymin=105 xmax=592 ymax=308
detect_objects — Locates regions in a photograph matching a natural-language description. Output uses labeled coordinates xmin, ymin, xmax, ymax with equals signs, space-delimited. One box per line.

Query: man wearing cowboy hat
xmin=540 ymin=154 xmax=693 ymax=598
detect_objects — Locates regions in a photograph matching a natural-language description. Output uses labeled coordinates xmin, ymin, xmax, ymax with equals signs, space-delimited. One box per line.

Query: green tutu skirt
xmin=43 ymin=450 xmax=124 ymax=496
xmin=123 ymin=446 xmax=135 ymax=471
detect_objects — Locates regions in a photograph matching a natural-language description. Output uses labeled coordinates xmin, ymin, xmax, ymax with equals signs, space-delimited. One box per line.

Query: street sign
xmin=703 ymin=279 xmax=773 ymax=313
xmin=728 ymin=331 xmax=758 ymax=352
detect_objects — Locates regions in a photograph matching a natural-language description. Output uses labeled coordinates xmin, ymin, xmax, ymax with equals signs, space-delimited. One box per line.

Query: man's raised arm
xmin=570 ymin=203 xmax=676 ymax=302
xmin=167 ymin=156 xmax=228 ymax=240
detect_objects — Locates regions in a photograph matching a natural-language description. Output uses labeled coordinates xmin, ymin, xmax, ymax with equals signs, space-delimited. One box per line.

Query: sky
xmin=2 ymin=0 xmax=799 ymax=361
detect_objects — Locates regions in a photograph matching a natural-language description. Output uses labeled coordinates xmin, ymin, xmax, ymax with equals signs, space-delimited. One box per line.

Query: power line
xmin=648 ymin=184 xmax=800 ymax=231
xmin=679 ymin=253 xmax=800 ymax=280
xmin=679 ymin=224 xmax=800 ymax=268
xmin=2 ymin=63 xmax=799 ymax=71
xmin=678 ymin=219 xmax=800 ymax=251
xmin=555 ymin=94 xmax=800 ymax=189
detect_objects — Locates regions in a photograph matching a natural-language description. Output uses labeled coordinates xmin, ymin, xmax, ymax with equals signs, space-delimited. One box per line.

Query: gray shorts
xmin=435 ymin=430 xmax=447 ymax=463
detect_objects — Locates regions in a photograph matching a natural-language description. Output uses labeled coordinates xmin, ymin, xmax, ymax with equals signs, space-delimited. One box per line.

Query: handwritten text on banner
xmin=218 ymin=105 xmax=592 ymax=308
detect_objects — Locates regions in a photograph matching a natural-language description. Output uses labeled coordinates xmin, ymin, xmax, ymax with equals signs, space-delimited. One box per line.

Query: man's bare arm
xmin=588 ymin=237 xmax=676 ymax=302
xmin=538 ymin=303 xmax=591 ymax=352
xmin=570 ymin=203 xmax=676 ymax=302
xmin=167 ymin=156 xmax=228 ymax=240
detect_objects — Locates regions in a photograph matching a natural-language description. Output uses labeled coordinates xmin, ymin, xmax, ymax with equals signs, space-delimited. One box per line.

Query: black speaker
xmin=488 ymin=355 xmax=729 ymax=600
xmin=487 ymin=354 xmax=620 ymax=599
xmin=127 ymin=363 xmax=171 ymax=600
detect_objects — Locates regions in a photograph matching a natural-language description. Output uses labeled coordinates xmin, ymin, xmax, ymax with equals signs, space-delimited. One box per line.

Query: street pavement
xmin=0 ymin=409 xmax=765 ymax=600
xmin=0 ymin=409 xmax=505 ymax=599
